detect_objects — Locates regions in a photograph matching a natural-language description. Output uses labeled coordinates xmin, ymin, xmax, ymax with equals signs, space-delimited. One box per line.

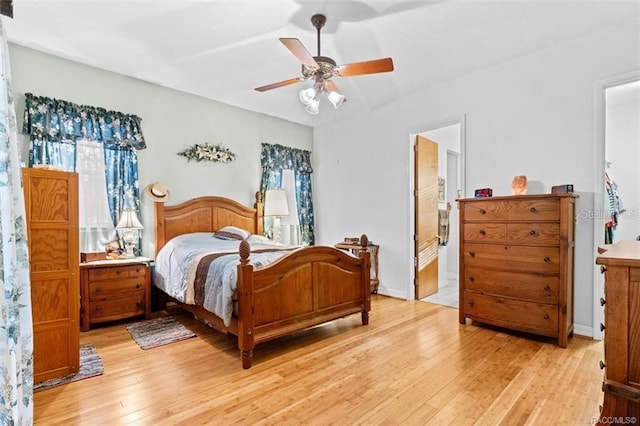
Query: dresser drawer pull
xmin=600 ymin=323 xmax=606 ymax=332
xmin=469 ymin=252 xmax=475 ymax=257
xmin=600 ymin=297 xmax=606 ymax=306
xmin=529 ymin=230 xmax=537 ymax=236
xmin=479 ymin=229 xmax=486 ymax=235
xmin=543 ymin=314 xmax=549 ymax=320
xmin=600 ymin=265 xmax=607 ymax=274
xmin=467 ymin=300 xmax=474 ymax=307
xmin=136 ymin=300 xmax=144 ymax=307
xmin=543 ymin=285 xmax=551 ymax=292
xmin=543 ymin=256 xmax=551 ymax=263
xmin=468 ymin=276 xmax=475 ymax=283
xmin=136 ymin=283 xmax=142 ymax=289
xmin=94 ymin=287 xmax=102 ymax=294
xmin=599 ymin=360 xmax=606 ymax=370
xmin=479 ymin=208 xmax=486 ymax=214
xmin=530 ymin=207 xmax=537 ymax=213
xmin=94 ymin=305 xmax=102 ymax=312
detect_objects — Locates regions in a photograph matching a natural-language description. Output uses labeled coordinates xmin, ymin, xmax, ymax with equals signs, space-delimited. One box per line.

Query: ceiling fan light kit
xmin=255 ymin=13 xmax=394 ymax=115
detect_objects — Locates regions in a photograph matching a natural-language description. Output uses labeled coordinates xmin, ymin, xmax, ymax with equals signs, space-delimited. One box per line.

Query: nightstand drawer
xmin=89 ymin=295 xmax=146 ymax=321
xmin=88 ymin=278 xmax=146 ymax=301
xmin=88 ymin=264 xmax=147 ymax=281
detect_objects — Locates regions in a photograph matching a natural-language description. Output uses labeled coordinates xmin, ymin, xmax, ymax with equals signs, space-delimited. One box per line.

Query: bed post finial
xmin=239 ymin=239 xmax=251 ymax=264
xmin=360 ymin=234 xmax=369 ymax=249
xmin=255 ymin=191 xmax=262 ymax=204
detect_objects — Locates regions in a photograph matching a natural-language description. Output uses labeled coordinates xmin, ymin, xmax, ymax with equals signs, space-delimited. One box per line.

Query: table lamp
xmin=116 ymin=209 xmax=144 ymax=258
xmin=264 ymin=189 xmax=289 ymax=243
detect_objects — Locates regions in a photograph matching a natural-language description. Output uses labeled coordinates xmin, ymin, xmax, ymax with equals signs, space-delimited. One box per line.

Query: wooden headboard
xmin=154 ymin=193 xmax=263 ymax=254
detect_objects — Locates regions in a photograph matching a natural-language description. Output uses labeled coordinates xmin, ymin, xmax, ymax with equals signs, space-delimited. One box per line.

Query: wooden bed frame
xmin=153 ymin=193 xmax=371 ymax=369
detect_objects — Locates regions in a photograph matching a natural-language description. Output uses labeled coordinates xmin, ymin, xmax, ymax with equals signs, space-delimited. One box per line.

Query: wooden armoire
xmin=22 ymin=168 xmax=80 ymax=383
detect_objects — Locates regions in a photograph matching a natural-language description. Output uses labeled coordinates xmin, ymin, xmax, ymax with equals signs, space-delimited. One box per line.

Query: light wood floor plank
xmin=34 ymin=295 xmax=604 ymax=425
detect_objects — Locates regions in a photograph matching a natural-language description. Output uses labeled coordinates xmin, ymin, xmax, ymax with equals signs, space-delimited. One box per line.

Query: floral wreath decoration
xmin=177 ymin=143 xmax=237 ymax=163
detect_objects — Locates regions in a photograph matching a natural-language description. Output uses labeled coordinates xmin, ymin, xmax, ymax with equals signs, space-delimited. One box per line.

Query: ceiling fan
xmin=255 ymin=14 xmax=394 ymax=114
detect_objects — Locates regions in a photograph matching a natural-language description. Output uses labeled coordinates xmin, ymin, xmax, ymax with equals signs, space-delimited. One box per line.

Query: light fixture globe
xmin=327 ymin=90 xmax=346 ymax=109
xmin=299 ymin=87 xmax=317 ymax=106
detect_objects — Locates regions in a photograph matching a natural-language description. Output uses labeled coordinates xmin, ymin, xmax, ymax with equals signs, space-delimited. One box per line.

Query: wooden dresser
xmin=457 ymin=193 xmax=577 ymax=347
xmin=595 ymin=241 xmax=640 ymax=422
xmin=22 ymin=168 xmax=80 ymax=383
xmin=80 ymin=258 xmax=151 ymax=331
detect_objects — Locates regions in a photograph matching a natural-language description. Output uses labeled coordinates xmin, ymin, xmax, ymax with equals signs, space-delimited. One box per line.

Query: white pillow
xmin=214 ymin=226 xmax=251 ymax=241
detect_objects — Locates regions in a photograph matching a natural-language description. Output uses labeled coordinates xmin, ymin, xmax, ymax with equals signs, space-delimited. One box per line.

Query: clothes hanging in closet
xmin=605 ymin=171 xmax=625 ymax=244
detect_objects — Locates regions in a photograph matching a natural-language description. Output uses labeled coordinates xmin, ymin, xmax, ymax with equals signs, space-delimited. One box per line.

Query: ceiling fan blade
xmin=255 ymin=77 xmax=304 ymax=92
xmin=279 ymin=38 xmax=318 ymax=68
xmin=336 ymin=57 xmax=394 ymax=77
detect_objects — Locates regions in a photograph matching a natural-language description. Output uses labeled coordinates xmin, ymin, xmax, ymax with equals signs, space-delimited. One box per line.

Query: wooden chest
xmin=80 ymin=259 xmax=151 ymax=331
xmin=595 ymin=241 xmax=640 ymax=422
xmin=457 ymin=194 xmax=577 ymax=347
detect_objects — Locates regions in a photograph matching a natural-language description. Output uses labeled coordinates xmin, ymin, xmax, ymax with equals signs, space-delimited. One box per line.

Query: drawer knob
xmin=599 ymin=360 xmax=606 ymax=370
xmin=530 ymin=207 xmax=537 ymax=213
xmin=479 ymin=229 xmax=486 ymax=235
xmin=479 ymin=208 xmax=486 ymax=214
xmin=543 ymin=285 xmax=551 ymax=292
xmin=600 ymin=323 xmax=606 ymax=332
xmin=469 ymin=251 xmax=475 ymax=257
xmin=469 ymin=276 xmax=475 ymax=283
xmin=543 ymin=314 xmax=549 ymax=320
xmin=543 ymin=256 xmax=551 ymax=263
xmin=94 ymin=287 xmax=102 ymax=294
xmin=529 ymin=230 xmax=537 ymax=236
xmin=600 ymin=265 xmax=607 ymax=274
xmin=600 ymin=297 xmax=606 ymax=306
xmin=467 ymin=300 xmax=474 ymax=307
xmin=95 ymin=305 xmax=102 ymax=312
xmin=136 ymin=300 xmax=143 ymax=307
xmin=136 ymin=283 xmax=142 ymax=289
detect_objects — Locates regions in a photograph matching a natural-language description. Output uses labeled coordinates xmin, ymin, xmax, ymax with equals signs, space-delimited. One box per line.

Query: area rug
xmin=126 ymin=316 xmax=196 ymax=350
xmin=34 ymin=343 xmax=103 ymax=392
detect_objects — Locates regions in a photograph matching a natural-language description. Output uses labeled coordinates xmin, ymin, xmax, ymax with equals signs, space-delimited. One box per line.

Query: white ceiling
xmin=3 ymin=0 xmax=639 ymax=127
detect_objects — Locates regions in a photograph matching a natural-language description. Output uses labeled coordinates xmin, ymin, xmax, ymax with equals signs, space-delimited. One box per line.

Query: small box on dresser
xmin=80 ymin=258 xmax=152 ymax=331
xmin=457 ymin=193 xmax=578 ymax=347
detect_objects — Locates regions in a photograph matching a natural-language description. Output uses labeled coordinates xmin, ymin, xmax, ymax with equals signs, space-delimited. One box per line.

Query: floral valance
xmin=22 ymin=93 xmax=146 ymax=149
xmin=261 ymin=143 xmax=313 ymax=174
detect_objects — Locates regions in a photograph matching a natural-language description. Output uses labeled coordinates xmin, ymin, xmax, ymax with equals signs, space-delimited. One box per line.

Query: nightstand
xmin=80 ymin=257 xmax=151 ymax=331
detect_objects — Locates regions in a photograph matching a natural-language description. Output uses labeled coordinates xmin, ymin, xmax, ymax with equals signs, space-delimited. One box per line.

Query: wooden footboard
xmin=236 ymin=236 xmax=371 ymax=368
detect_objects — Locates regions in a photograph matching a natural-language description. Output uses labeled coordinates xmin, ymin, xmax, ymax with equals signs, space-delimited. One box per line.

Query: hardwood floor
xmin=35 ymin=295 xmax=604 ymax=425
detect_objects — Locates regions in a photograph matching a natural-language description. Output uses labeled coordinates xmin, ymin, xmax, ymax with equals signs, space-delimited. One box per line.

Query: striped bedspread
xmin=154 ymin=232 xmax=297 ymax=326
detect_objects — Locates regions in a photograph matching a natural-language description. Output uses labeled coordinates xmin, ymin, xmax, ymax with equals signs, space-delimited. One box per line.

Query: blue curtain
xmin=260 ymin=143 xmax=314 ymax=245
xmin=0 ymin=20 xmax=34 ymax=424
xmin=22 ymin=93 xmax=145 ymax=225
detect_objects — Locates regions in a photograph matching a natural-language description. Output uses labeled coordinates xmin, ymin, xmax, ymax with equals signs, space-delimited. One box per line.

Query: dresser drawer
xmin=463 ymin=223 xmax=506 ymax=243
xmin=88 ymin=294 xmax=146 ymax=321
xmin=88 ymin=278 xmax=146 ymax=301
xmin=463 ymin=291 xmax=559 ymax=335
xmin=88 ymin=264 xmax=147 ymax=281
xmin=463 ymin=243 xmax=559 ymax=274
xmin=463 ymin=266 xmax=559 ymax=303
xmin=507 ymin=199 xmax=559 ymax=221
xmin=463 ymin=201 xmax=508 ymax=221
xmin=506 ymin=223 xmax=560 ymax=246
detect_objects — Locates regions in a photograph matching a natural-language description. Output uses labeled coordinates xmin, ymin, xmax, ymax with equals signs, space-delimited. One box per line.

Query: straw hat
xmin=144 ymin=183 xmax=170 ymax=202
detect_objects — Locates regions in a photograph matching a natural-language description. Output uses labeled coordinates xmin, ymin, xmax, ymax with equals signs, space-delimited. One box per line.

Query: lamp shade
xmin=264 ymin=189 xmax=289 ymax=217
xmin=116 ymin=210 xmax=144 ymax=229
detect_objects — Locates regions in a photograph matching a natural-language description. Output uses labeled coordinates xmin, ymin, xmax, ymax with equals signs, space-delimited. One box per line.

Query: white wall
xmin=313 ymin=19 xmax=640 ymax=336
xmin=9 ymin=43 xmax=313 ymax=257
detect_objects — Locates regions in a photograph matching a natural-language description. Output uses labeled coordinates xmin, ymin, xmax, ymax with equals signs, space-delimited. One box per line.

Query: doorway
xmin=592 ymin=77 xmax=640 ymax=339
xmin=412 ymin=118 xmax=465 ymax=307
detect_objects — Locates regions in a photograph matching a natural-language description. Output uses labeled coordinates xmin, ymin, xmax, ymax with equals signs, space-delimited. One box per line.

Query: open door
xmin=415 ymin=135 xmax=439 ymax=299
